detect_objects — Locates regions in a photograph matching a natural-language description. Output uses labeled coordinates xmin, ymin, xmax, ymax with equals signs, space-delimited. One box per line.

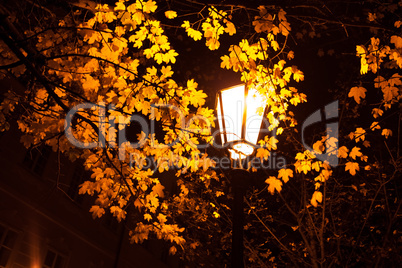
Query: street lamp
xmin=215 ymin=84 xmax=268 ymax=268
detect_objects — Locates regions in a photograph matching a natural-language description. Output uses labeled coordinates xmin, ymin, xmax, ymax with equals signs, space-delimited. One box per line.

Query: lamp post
xmin=215 ymin=84 xmax=267 ymax=268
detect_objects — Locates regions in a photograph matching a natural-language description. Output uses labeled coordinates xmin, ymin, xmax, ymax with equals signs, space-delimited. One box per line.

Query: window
xmin=42 ymin=249 xmax=65 ymax=268
xmin=0 ymin=225 xmax=18 ymax=268
xmin=23 ymin=145 xmax=51 ymax=176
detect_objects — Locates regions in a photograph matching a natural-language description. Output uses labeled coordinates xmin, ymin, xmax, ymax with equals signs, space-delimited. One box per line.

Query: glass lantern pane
xmin=220 ymin=85 xmax=245 ymax=144
xmin=245 ymin=87 xmax=266 ymax=145
xmin=216 ymin=98 xmax=225 ymax=145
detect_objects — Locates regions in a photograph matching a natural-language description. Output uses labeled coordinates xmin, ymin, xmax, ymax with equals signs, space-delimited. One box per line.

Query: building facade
xmin=0 ymin=124 xmax=174 ymax=268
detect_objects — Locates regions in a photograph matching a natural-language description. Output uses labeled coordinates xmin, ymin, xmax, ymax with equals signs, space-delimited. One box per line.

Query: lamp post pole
xmin=215 ymin=84 xmax=268 ymax=268
xmin=231 ymin=168 xmax=250 ymax=268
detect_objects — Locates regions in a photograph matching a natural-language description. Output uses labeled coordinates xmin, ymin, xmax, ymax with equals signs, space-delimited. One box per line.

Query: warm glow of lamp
xmin=216 ymin=84 xmax=267 ymax=159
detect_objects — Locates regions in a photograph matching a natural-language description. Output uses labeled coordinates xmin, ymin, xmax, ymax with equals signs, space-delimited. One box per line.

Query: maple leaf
xmin=20 ymin=134 xmax=34 ymax=148
xmin=278 ymin=168 xmax=293 ymax=183
xmin=310 ymin=191 xmax=322 ymax=207
xmin=315 ymin=169 xmax=332 ymax=182
xmin=348 ymin=86 xmax=366 ymax=104
xmin=313 ymin=140 xmax=324 ymax=154
xmin=110 ymin=206 xmax=126 ymax=222
xmin=144 ymin=213 xmax=152 ymax=222
xmin=89 ymin=205 xmax=105 ymax=219
xmin=220 ymin=55 xmax=231 ymax=69
xmin=114 ymin=1 xmax=125 ymax=11
xmin=165 ymin=10 xmax=177 ymax=19
xmin=345 ymin=161 xmax=359 ymax=176
xmin=371 ymin=108 xmax=383 ymax=118
xmin=349 ymin=146 xmax=363 ymax=160
xmin=381 ymin=129 xmax=392 ymax=138
xmin=292 ymin=68 xmax=304 ymax=82
xmin=142 ymin=0 xmax=157 ymax=13
xmin=270 ymin=40 xmax=279 ymax=51
xmin=279 ymin=21 xmax=291 ymax=36
xmin=391 ymin=35 xmax=402 ymax=48
xmin=338 ymin=146 xmax=349 ymax=158
xmin=256 ymin=147 xmax=270 ymax=160
xmin=382 ymin=86 xmax=398 ymax=102
xmin=161 ymin=65 xmax=173 ymax=79
xmin=225 ymin=21 xmax=236 ymax=35
xmin=265 ymin=176 xmax=283 ymax=194
xmin=152 ymin=183 xmax=165 ymax=198
xmin=287 ymin=50 xmax=294 ymax=60
xmin=370 ymin=122 xmax=381 ymax=130
xmin=354 ymin=127 xmax=366 ymax=142
xmin=157 ymin=213 xmax=167 ymax=224
xmin=169 ymin=246 xmax=177 ymax=255
xmin=388 ymin=73 xmax=402 ymax=86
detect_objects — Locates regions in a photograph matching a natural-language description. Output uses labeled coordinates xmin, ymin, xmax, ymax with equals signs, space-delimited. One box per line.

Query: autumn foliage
xmin=0 ymin=0 xmax=401 ymax=266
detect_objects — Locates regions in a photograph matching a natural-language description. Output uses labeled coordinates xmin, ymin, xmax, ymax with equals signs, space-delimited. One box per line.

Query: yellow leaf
xmin=89 ymin=205 xmax=105 ymax=219
xmin=354 ymin=127 xmax=366 ymax=142
xmin=372 ymin=108 xmax=383 ymax=118
xmin=349 ymin=146 xmax=363 ymax=160
xmin=338 ymin=146 xmax=349 ymax=158
xmin=348 ymin=86 xmax=366 ymax=104
xmin=391 ymin=35 xmax=402 ymax=48
xmin=169 ymin=246 xmax=177 ymax=255
xmin=271 ymin=40 xmax=279 ymax=51
xmin=115 ymin=1 xmax=125 ymax=11
xmin=313 ymin=140 xmax=324 ymax=154
xmin=315 ymin=169 xmax=332 ymax=182
xmin=279 ymin=21 xmax=291 ymax=36
xmin=315 ymin=182 xmax=321 ymax=190
xmin=220 ymin=55 xmax=231 ymax=69
xmin=370 ymin=122 xmax=380 ymax=130
xmin=382 ymin=86 xmax=398 ymax=102
xmin=345 ymin=161 xmax=359 ymax=176
xmin=256 ymin=147 xmax=270 ymax=160
xmin=312 ymin=161 xmax=321 ymax=172
xmin=161 ymin=65 xmax=173 ymax=78
xmin=278 ymin=9 xmax=287 ymax=21
xmin=225 ymin=21 xmax=236 ymax=35
xmin=278 ymin=168 xmax=293 ymax=183
xmin=165 ymin=10 xmax=177 ymax=19
xmin=356 ymin=45 xmax=366 ymax=55
xmin=293 ymin=68 xmax=304 ymax=82
xmin=287 ymin=51 xmax=294 ymax=60
xmin=381 ymin=129 xmax=392 ymax=138
xmin=144 ymin=213 xmax=152 ymax=221
xmin=190 ymin=242 xmax=199 ymax=249
xmin=363 ymin=140 xmax=371 ymax=147
xmin=181 ymin=20 xmax=190 ymax=29
xmin=152 ymin=183 xmax=165 ymax=198
xmin=388 ymin=73 xmax=402 ymax=87
xmin=310 ymin=191 xmax=322 ymax=207
xmin=157 ymin=213 xmax=167 ymax=224
xmin=142 ymin=0 xmax=157 ymax=13
xmin=368 ymin=12 xmax=376 ymax=22
xmin=265 ymin=176 xmax=282 ymax=194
